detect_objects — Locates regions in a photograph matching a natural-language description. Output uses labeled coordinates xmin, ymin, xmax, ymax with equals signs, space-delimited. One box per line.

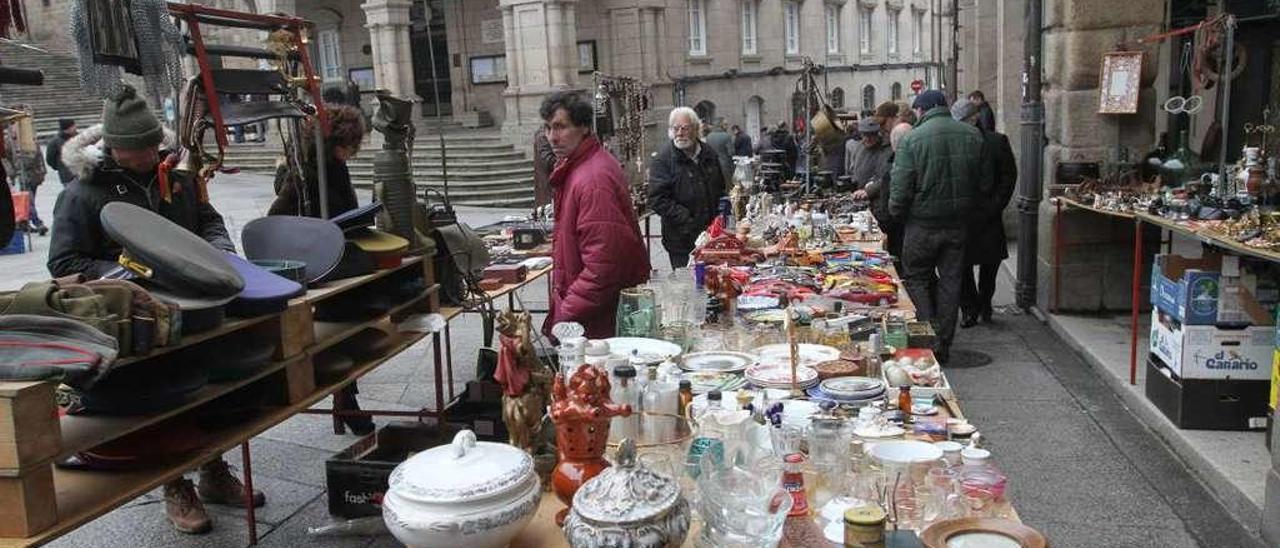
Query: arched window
xmin=694 ymin=100 xmax=716 ymax=125
xmin=891 ymin=82 xmax=903 ymax=101
xmin=791 ymin=91 xmax=806 ymax=131
xmin=746 ymin=96 xmax=764 ymax=143
xmin=830 ymin=87 xmax=845 ymax=110
xmin=862 ymin=85 xmax=876 ymax=111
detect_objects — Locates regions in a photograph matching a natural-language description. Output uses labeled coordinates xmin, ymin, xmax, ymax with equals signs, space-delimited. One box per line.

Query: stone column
xmin=362 ymin=0 xmax=418 ymax=104
xmin=1034 ymin=0 xmax=1163 ymax=311
xmin=500 ymin=0 xmax=582 ymax=135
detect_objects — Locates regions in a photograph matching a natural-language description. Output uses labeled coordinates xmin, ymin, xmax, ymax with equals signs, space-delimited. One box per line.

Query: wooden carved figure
xmin=494 ymin=310 xmax=552 ymax=455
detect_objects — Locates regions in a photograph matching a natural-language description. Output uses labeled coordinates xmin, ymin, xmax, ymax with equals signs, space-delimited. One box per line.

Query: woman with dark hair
xmin=269 ymin=104 xmax=366 ymax=218
xmin=268 ymin=105 xmax=375 ymax=434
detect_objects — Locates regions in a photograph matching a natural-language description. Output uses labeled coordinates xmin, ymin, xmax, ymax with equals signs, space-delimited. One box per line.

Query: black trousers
xmin=961 ymin=262 xmax=1000 ymax=319
xmin=669 ymin=251 xmax=691 ymax=269
xmin=901 ymin=224 xmax=966 ymax=353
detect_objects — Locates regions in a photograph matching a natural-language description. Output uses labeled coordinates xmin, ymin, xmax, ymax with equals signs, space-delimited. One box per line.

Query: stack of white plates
xmin=744 ymin=363 xmax=819 ymax=390
xmin=602 ymin=337 xmax=683 ymax=363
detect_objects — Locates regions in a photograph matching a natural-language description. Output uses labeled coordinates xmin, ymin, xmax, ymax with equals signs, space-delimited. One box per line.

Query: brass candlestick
xmin=784 ymin=304 xmax=801 ymax=398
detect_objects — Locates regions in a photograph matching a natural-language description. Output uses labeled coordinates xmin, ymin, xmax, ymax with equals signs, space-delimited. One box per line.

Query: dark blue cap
xmin=224 ymin=252 xmax=305 ymax=316
xmin=912 ymin=90 xmax=949 ymax=111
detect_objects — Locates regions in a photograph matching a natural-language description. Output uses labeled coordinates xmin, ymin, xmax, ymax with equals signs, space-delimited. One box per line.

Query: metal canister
xmin=842 ymin=505 xmax=886 ymax=548
xmin=868 ymin=332 xmax=884 ymax=355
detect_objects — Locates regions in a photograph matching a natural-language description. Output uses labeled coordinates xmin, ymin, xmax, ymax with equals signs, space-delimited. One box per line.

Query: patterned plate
xmin=680 ymin=351 xmax=756 ymax=373
xmin=753 ymin=343 xmax=842 ymax=367
xmin=819 ymin=376 xmax=886 ymax=399
xmin=745 ymin=363 xmax=819 ymax=388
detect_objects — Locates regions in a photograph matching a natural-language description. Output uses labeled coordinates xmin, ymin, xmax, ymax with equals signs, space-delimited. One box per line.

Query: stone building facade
xmin=17 ymin=0 xmax=954 ymax=146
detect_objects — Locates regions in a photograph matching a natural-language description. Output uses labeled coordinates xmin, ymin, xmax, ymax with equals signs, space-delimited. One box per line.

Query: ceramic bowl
xmin=382 ymin=430 xmax=541 ymax=548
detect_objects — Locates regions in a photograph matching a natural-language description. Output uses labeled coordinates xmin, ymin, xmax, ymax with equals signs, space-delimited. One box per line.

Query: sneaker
xmin=197 ymin=459 xmax=265 ymax=508
xmin=164 ymin=479 xmax=212 ymax=535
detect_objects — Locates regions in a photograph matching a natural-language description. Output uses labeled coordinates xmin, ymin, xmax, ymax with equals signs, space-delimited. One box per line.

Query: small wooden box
xmin=0 ymin=382 xmax=61 ymax=472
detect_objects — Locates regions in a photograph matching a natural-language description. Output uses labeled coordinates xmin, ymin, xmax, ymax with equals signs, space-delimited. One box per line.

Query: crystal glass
xmin=695 ymin=454 xmax=793 ymax=548
xmin=805 ymin=417 xmax=846 ymax=470
xmin=617 ymin=286 xmax=658 ymax=337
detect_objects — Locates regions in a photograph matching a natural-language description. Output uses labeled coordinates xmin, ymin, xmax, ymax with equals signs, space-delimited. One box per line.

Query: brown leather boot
xmin=164 ymin=479 xmax=212 ymax=535
xmin=196 ymin=459 xmax=265 ymax=508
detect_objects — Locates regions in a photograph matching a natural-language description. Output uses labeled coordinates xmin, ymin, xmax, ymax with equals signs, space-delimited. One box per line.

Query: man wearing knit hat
xmin=47 ymin=85 xmax=260 ymax=534
xmin=44 ymin=118 xmax=78 ymax=185
xmin=888 ymin=89 xmax=989 ymax=363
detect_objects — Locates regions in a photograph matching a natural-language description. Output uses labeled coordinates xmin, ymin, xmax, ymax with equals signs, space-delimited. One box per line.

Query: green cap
xmin=102 ymin=85 xmax=163 ymax=150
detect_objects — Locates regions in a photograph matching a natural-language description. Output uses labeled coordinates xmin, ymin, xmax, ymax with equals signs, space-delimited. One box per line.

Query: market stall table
xmin=511 ymin=389 xmax=1022 ymax=546
xmin=1053 ymin=195 xmax=1280 ymax=385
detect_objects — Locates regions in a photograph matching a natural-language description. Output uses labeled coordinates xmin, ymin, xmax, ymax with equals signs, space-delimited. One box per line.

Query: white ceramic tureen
xmin=562 ymin=439 xmax=691 ymax=548
xmin=382 ymin=430 xmax=542 ymax=548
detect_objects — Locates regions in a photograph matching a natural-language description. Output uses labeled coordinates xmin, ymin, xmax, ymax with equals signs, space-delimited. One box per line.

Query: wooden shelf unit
xmin=0 ymin=255 xmax=441 ymax=545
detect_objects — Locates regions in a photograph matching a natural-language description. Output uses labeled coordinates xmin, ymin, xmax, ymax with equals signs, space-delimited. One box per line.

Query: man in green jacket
xmin=888 ymin=90 xmax=989 ymax=363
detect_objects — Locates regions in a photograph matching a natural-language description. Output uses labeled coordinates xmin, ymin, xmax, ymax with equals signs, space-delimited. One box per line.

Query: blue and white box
xmin=1150 ymin=309 xmax=1274 ymax=381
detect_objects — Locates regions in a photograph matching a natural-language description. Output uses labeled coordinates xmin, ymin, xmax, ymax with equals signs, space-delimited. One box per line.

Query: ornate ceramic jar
xmin=562 ymin=439 xmax=691 ymax=548
xmin=551 ymin=364 xmax=632 ymax=525
xmin=382 ymin=430 xmax=541 ymax=548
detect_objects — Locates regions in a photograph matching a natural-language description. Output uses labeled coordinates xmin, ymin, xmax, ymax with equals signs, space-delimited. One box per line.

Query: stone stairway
xmin=0 ymin=41 xmax=106 ymax=141
xmin=221 ymin=123 xmax=536 ymax=208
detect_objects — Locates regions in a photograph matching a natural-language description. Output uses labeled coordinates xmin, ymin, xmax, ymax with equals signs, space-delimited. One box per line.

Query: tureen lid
xmin=571 ymin=439 xmax=682 ymax=524
xmin=387 ymin=430 xmax=533 ymax=504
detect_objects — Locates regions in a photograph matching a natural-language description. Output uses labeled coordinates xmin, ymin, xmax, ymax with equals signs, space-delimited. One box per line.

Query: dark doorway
xmin=694 ymin=100 xmax=717 ymax=125
xmin=410 ymin=0 xmax=452 ymax=117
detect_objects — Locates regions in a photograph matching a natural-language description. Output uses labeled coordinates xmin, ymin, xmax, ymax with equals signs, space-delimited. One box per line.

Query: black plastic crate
xmin=325 ymin=421 xmax=458 ymax=518
xmin=1145 ymin=354 xmax=1270 ymax=431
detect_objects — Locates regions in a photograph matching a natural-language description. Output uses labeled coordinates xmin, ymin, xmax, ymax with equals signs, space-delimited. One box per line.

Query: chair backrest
xmin=208 ymin=69 xmax=287 ymax=96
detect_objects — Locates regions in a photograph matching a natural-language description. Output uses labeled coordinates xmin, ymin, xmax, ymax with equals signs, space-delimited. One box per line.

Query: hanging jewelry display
xmin=592 ymin=72 xmax=652 ymax=214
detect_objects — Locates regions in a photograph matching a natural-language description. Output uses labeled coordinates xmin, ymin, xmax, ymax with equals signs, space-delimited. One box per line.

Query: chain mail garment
xmin=70 ymin=0 xmax=183 ymax=99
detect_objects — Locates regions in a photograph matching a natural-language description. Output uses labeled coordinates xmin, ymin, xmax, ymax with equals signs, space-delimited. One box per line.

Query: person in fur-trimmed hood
xmin=48 ymin=85 xmax=234 ymax=280
xmin=46 ymin=85 xmax=259 ymax=536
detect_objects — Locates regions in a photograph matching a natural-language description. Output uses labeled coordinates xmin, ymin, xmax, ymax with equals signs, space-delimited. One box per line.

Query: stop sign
xmin=910 ymin=79 xmax=924 ymax=93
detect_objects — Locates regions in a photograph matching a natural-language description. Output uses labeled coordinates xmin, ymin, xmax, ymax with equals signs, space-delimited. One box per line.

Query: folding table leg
xmin=1128 ymin=218 xmax=1143 ymax=385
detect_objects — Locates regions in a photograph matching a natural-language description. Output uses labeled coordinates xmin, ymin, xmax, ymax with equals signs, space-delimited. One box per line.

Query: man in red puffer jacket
xmin=540 ymin=92 xmax=650 ymax=339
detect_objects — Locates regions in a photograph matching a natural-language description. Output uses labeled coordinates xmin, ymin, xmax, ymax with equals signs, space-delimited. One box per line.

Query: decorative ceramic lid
xmin=387 ymin=430 xmax=534 ymax=504
xmin=572 ymin=439 xmax=682 ymax=525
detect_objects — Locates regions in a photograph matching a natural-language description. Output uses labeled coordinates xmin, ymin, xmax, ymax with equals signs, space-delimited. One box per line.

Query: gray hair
xmin=668 ymin=106 xmax=701 ymax=129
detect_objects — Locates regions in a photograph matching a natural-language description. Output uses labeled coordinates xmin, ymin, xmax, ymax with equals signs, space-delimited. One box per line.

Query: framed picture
xmin=470 ymin=55 xmax=507 ymax=85
xmin=1098 ymin=51 xmax=1143 ymax=114
xmin=578 ymin=41 xmax=598 ymax=74
xmin=348 ymin=67 xmax=376 ymax=91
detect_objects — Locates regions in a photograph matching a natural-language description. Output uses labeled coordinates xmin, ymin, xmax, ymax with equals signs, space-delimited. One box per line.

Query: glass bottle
xmin=897 ymin=386 xmax=912 ymax=417
xmin=677 ymin=380 xmax=694 ymax=418
xmin=642 ymin=366 xmax=679 ymax=441
xmin=609 ymin=364 xmax=639 ymax=443
xmin=687 ymin=390 xmax=726 ymax=477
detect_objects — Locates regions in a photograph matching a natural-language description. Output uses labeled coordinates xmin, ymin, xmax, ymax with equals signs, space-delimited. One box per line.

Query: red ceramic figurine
xmin=550 ymin=364 xmax=631 ymax=525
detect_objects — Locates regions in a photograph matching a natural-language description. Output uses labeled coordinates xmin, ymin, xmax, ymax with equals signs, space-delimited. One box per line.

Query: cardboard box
xmin=1151 ymin=253 xmax=1222 ymax=325
xmin=325 ymin=422 xmax=458 ymax=518
xmin=1149 ymin=309 xmax=1274 ymax=381
xmin=1146 ymin=355 xmax=1270 ymax=430
xmin=1272 ymin=349 xmax=1280 ymax=411
xmin=1151 ymin=253 xmax=1273 ymax=326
